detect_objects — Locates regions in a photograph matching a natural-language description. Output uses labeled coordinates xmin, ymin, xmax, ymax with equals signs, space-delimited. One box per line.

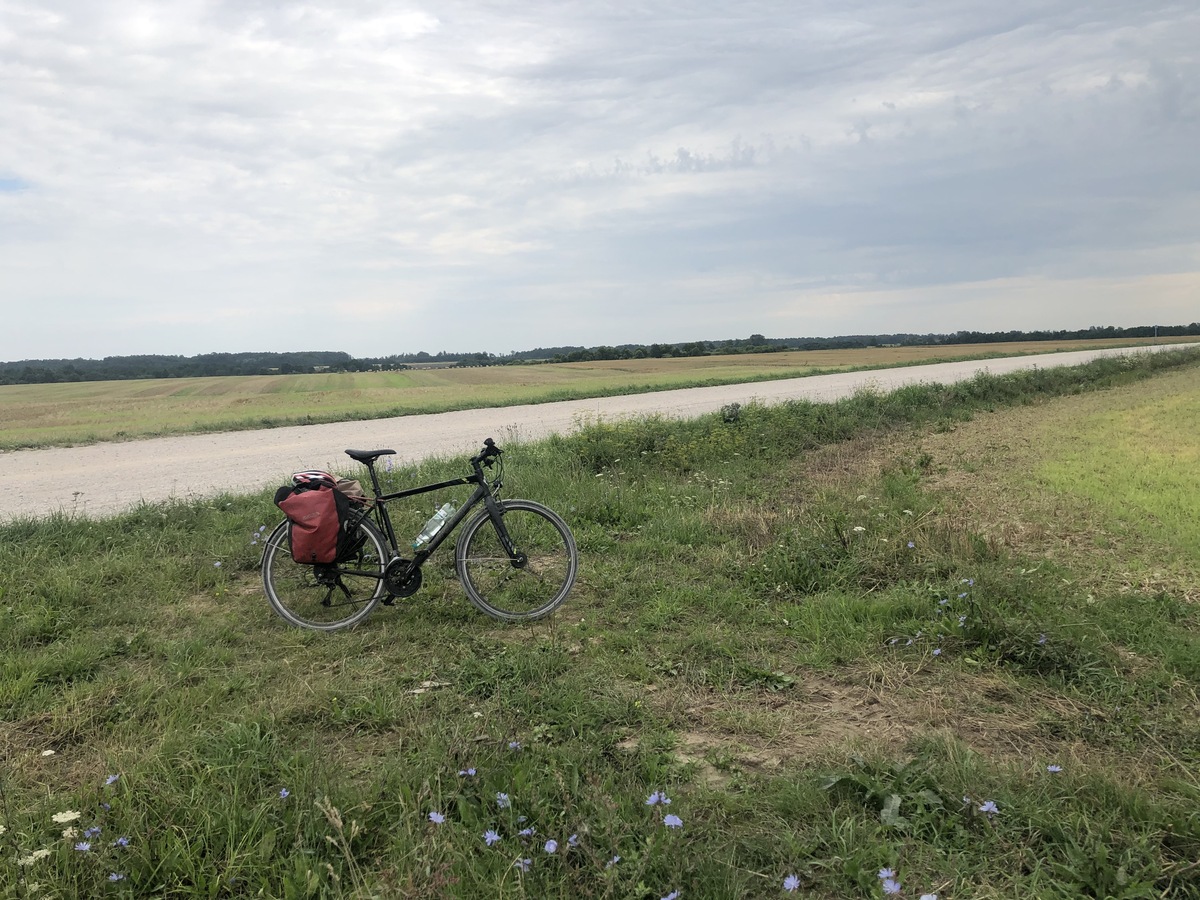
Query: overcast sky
xmin=1 ymin=1 xmax=1197 ymax=361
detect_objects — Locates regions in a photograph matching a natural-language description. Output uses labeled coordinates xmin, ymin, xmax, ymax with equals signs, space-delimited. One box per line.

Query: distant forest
xmin=3 ymin=324 xmax=1197 ymax=385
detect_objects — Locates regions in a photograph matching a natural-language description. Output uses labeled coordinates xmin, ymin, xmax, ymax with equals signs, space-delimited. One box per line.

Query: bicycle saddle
xmin=344 ymin=449 xmax=397 ymax=462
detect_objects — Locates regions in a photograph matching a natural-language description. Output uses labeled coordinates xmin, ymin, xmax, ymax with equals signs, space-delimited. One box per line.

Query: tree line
xmin=3 ymin=324 xmax=1197 ymax=385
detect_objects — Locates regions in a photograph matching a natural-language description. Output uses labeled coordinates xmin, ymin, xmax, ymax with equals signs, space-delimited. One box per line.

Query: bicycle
xmin=261 ymin=438 xmax=578 ymax=631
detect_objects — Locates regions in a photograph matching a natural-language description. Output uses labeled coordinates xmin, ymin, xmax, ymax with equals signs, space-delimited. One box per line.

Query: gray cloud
xmin=1 ymin=0 xmax=1197 ymax=359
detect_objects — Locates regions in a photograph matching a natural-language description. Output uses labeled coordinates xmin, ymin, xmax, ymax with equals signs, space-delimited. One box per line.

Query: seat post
xmin=363 ymin=459 xmax=384 ymax=498
xmin=344 ymin=449 xmax=395 ymax=498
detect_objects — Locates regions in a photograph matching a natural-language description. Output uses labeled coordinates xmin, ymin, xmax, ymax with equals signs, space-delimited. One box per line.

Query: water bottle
xmin=413 ymin=502 xmax=455 ymax=549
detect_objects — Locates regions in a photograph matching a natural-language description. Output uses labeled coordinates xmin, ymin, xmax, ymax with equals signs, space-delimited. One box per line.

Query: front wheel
xmin=455 ymin=500 xmax=579 ymax=622
xmin=261 ymin=517 xmax=388 ymax=631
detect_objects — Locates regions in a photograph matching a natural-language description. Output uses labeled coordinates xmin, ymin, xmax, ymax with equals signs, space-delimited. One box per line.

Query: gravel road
xmin=2 ymin=344 xmax=1192 ymax=521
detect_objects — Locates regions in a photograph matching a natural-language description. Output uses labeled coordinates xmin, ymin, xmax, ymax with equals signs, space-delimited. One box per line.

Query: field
xmin=1 ymin=337 xmax=1193 ymax=451
xmin=2 ymin=348 xmax=1199 ymax=898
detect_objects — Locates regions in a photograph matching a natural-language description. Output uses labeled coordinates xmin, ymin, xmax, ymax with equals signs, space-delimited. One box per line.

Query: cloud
xmin=1 ymin=0 xmax=1197 ymax=359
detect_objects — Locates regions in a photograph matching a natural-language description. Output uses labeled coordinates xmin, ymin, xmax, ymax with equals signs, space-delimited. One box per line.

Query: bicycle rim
xmin=261 ymin=518 xmax=387 ymax=631
xmin=456 ymin=500 xmax=578 ymax=622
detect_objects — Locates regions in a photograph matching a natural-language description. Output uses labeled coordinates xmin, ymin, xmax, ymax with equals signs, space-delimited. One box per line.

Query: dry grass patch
xmin=786 ymin=366 xmax=1199 ymax=599
xmin=614 ymin=666 xmax=1127 ymax=791
xmin=915 ymin=389 xmax=1198 ymax=597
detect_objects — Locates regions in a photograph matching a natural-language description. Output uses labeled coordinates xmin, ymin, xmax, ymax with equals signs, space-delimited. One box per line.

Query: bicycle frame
xmin=358 ymin=454 xmax=518 ymax=573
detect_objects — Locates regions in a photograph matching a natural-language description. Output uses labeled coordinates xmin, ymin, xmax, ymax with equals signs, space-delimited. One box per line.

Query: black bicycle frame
xmin=361 ymin=459 xmax=517 ymax=568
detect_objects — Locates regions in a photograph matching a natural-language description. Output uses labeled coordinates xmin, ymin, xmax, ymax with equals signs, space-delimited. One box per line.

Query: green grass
xmin=1035 ymin=383 xmax=1200 ymax=567
xmin=2 ymin=348 xmax=1199 ymax=898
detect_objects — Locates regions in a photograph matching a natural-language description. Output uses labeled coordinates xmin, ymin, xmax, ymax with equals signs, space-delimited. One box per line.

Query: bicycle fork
xmin=482 ymin=494 xmax=526 ymax=568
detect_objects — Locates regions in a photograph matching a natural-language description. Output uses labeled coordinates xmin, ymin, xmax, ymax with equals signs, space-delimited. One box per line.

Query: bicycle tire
xmin=455 ymin=499 xmax=578 ymax=622
xmin=261 ymin=516 xmax=388 ymax=631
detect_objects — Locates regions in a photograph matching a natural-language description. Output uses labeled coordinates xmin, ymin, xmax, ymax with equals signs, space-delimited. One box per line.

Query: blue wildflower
xmin=74 ymin=842 xmax=91 ymax=852
xmin=663 ymin=814 xmax=683 ymax=829
xmin=515 ymin=858 xmax=531 ymax=872
xmin=428 ymin=811 xmax=445 ymax=824
xmin=496 ymin=792 xmax=511 ymax=809
xmin=544 ymin=839 xmax=558 ymax=853
xmin=783 ymin=874 xmax=800 ymax=892
xmin=484 ymin=829 xmax=501 ymax=846
xmin=1047 ymin=764 xmax=1063 ymax=773
xmin=108 ymin=873 xmax=126 ymax=882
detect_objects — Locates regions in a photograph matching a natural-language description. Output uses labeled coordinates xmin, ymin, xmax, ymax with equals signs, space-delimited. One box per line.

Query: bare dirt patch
xmin=616 ymin=667 xmax=1104 ymax=789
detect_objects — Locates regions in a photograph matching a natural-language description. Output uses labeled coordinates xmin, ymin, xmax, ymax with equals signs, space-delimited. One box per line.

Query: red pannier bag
xmin=274 ymin=471 xmax=359 ymax=565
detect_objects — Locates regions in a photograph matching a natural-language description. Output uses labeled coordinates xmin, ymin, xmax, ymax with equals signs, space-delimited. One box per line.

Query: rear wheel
xmin=261 ymin=517 xmax=388 ymax=631
xmin=455 ymin=500 xmax=578 ymax=622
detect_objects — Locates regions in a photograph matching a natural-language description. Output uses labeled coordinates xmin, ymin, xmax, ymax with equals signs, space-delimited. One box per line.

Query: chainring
xmin=383 ymin=558 xmax=423 ymax=598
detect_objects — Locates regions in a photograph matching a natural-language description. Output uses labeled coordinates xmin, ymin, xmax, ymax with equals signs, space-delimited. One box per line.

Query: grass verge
xmin=1 ymin=347 xmax=1198 ymax=898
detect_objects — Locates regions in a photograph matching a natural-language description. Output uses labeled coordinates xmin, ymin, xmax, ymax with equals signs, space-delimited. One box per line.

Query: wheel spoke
xmin=262 ymin=519 xmax=387 ymax=631
xmin=456 ymin=501 xmax=578 ymax=622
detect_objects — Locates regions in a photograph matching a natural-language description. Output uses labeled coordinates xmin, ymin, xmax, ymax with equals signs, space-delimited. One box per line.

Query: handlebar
xmin=470 ymin=437 xmax=502 ymax=467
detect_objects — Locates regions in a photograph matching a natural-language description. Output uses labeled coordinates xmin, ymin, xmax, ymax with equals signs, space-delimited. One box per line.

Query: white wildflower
xmin=52 ymin=810 xmax=81 ymax=824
